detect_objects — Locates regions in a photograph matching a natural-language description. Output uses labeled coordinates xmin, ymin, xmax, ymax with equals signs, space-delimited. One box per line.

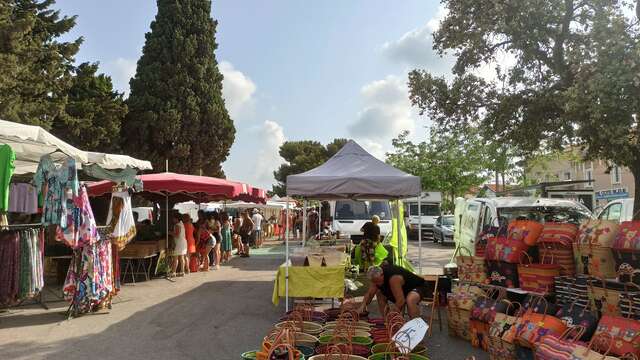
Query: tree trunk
xmin=495 ymin=171 xmax=499 ymax=193
xmin=633 ymin=166 xmax=640 ymax=220
xmin=501 ymin=172 xmax=506 ymax=193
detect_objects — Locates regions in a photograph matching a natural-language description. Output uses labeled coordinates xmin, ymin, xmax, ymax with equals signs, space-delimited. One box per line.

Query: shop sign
xmin=595 ymin=188 xmax=628 ymax=200
xmin=392 ymin=318 xmax=428 ymax=352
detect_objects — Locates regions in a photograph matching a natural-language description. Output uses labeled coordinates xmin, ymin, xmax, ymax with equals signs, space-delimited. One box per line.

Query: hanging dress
xmin=106 ymin=191 xmax=137 ymax=250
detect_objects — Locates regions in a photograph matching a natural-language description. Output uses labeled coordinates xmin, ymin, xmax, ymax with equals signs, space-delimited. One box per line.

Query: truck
xmin=330 ymin=200 xmax=392 ymax=244
xmin=453 ymin=197 xmax=593 ymax=255
xmin=403 ymin=192 xmax=442 ymax=242
xmin=595 ymin=198 xmax=634 ymax=223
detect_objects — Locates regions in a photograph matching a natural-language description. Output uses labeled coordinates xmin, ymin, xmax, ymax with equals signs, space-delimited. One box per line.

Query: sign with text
xmin=391 ymin=318 xmax=429 ymax=353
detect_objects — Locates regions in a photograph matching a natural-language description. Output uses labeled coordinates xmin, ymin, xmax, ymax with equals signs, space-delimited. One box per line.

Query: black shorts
xmin=241 ymin=233 xmax=254 ymax=245
xmin=409 ymin=283 xmax=434 ymax=300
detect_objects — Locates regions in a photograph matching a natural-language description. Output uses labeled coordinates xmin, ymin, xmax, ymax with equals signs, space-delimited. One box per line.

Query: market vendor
xmin=358 ymin=215 xmax=382 ymax=269
xmin=359 ymin=264 xmax=433 ymax=319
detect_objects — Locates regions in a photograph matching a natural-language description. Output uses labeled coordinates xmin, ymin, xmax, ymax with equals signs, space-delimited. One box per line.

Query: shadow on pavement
xmin=0 ymin=280 xmax=284 ymax=360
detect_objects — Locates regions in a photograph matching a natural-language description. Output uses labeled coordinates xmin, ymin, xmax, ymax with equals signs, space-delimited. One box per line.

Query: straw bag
xmin=487 ymin=301 xmax=522 ymax=360
xmin=620 ymin=291 xmax=640 ymax=321
xmin=577 ymin=220 xmax=620 ymax=248
xmin=571 ymin=333 xmax=621 ymax=360
xmin=539 ymin=223 xmax=578 ymax=276
xmin=447 ymin=301 xmax=471 ymax=340
xmin=575 ymin=244 xmax=617 ymax=279
xmin=449 ymin=282 xmax=485 ymax=311
xmin=593 ymin=308 xmax=640 ymax=357
xmin=613 ymin=221 xmax=640 ymax=251
xmin=486 ymin=234 xmax=529 ymax=264
xmin=471 ymin=286 xmax=509 ymax=323
xmin=612 ymin=222 xmax=640 ymax=283
xmin=457 ymin=246 xmax=487 ymax=284
xmin=589 ymin=278 xmax=640 ymax=317
xmin=517 ymin=252 xmax=561 ymax=295
xmin=535 ymin=326 xmax=587 ymax=360
xmin=486 ymin=259 xmax=520 ymax=288
xmin=514 ymin=296 xmax=567 ymax=349
xmin=555 ymin=300 xmax=599 ymax=341
xmin=555 ymin=275 xmax=590 ymax=307
xmin=508 ymin=220 xmax=544 ymax=247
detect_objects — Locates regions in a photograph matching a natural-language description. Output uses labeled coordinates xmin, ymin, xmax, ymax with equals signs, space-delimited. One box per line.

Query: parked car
xmin=433 ymin=215 xmax=454 ymax=245
xmin=596 ymin=198 xmax=633 ymax=223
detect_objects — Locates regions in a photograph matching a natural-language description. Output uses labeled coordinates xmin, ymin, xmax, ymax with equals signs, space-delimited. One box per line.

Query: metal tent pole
xmin=285 ymin=200 xmax=290 ymax=312
xmin=418 ymin=194 xmax=422 ymax=274
xmin=302 ymin=200 xmax=307 ymax=246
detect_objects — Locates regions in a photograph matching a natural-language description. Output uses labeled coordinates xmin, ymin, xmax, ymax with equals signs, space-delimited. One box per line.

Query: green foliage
xmin=272 ymin=138 xmax=349 ymax=196
xmin=0 ymin=0 xmax=81 ymax=127
xmin=386 ymin=129 xmax=487 ymax=211
xmin=51 ymin=62 xmax=127 ymax=152
xmin=122 ymin=0 xmax=234 ymax=177
xmin=410 ymin=0 xmax=640 ymax=217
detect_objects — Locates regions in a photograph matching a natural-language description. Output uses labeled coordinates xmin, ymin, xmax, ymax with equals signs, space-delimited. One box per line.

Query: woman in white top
xmin=170 ymin=211 xmax=188 ymax=276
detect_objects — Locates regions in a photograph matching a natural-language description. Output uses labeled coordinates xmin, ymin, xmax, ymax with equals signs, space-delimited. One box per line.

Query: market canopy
xmin=286 ymin=140 xmax=421 ymax=199
xmin=0 ymin=119 xmax=152 ymax=174
xmin=87 ymin=172 xmax=267 ymax=204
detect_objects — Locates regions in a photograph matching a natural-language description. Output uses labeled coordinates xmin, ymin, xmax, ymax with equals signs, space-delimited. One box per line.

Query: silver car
xmin=433 ymin=215 xmax=454 ymax=245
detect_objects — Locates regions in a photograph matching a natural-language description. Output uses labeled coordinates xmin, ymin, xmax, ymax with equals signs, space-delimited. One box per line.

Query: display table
xmin=272 ymin=264 xmax=346 ymax=305
xmin=121 ymin=254 xmax=157 ymax=284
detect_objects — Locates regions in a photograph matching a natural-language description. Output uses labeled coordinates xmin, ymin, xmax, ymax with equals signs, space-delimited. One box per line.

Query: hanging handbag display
xmin=577 ymin=220 xmax=620 ymax=248
xmin=486 ymin=259 xmax=520 ymax=288
xmin=486 ymin=234 xmax=529 ymax=264
xmin=517 ymin=251 xmax=561 ymax=295
xmin=555 ymin=300 xmax=599 ymax=342
xmin=535 ymin=326 xmax=587 ymax=360
xmin=514 ymin=296 xmax=568 ymax=349
xmin=456 ymin=246 xmax=488 ymax=284
xmin=508 ymin=219 xmax=544 ymax=247
xmin=593 ymin=305 xmax=640 ymax=357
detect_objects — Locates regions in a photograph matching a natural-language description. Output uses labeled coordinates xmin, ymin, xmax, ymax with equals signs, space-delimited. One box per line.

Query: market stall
xmin=0 ymin=119 xmax=151 ymax=316
xmin=275 ymin=140 xmax=421 ymax=310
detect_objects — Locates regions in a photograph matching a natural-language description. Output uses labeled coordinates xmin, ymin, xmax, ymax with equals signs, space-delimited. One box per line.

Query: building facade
xmin=527 ymin=152 xmax=635 ymax=211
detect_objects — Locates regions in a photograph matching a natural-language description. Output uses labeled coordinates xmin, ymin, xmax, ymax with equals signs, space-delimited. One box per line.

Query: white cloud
xmin=381 ymin=5 xmax=453 ymax=73
xmin=219 ymin=61 xmax=256 ymax=119
xmin=255 ymin=120 xmax=286 ymax=184
xmin=104 ymin=57 xmax=136 ymax=96
xmin=348 ymin=75 xmax=415 ymax=142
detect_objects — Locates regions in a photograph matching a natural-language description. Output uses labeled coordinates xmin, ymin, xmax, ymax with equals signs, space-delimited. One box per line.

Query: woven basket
xmin=447 ymin=305 xmax=471 ymax=341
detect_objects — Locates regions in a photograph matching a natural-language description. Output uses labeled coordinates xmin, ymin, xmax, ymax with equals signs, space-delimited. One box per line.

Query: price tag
xmin=391 ymin=318 xmax=429 ymax=353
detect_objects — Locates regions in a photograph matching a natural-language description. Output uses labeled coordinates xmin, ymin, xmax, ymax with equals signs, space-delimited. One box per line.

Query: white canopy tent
xmin=0 ymin=119 xmax=152 ymax=174
xmin=283 ymin=140 xmax=422 ymax=310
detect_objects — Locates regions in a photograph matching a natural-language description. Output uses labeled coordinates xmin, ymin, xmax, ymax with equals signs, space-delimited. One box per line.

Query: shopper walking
xmin=209 ymin=212 xmax=222 ymax=270
xmin=251 ymin=209 xmax=264 ymax=248
xmin=196 ymin=210 xmax=214 ymax=271
xmin=233 ymin=215 xmax=244 ymax=256
xmin=220 ymin=211 xmax=233 ymax=262
xmin=240 ymin=211 xmax=254 ymax=257
xmin=183 ymin=214 xmax=196 ymax=274
xmin=169 ymin=211 xmax=187 ymax=277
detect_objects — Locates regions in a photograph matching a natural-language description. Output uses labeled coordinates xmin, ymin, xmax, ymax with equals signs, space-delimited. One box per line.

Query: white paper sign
xmin=391 ymin=318 xmax=429 ymax=353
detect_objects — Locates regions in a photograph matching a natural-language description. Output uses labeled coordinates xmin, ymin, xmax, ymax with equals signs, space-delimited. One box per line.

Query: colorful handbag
xmin=571 ymin=333 xmax=620 ymax=360
xmin=576 ymin=244 xmax=617 ymax=279
xmin=486 ymin=259 xmax=520 ymax=288
xmin=517 ymin=251 xmax=561 ymax=295
xmin=535 ymin=326 xmax=587 ymax=360
xmin=449 ymin=282 xmax=485 ymax=311
xmin=508 ymin=220 xmax=544 ymax=247
xmin=555 ymin=275 xmax=590 ymax=307
xmin=593 ymin=313 xmax=640 ymax=356
xmin=589 ymin=278 xmax=640 ymax=317
xmin=471 ymin=287 xmax=509 ymax=323
xmin=620 ymin=291 xmax=640 ymax=321
xmin=515 ymin=296 xmax=567 ymax=349
xmin=486 ymin=234 xmax=529 ymax=263
xmin=613 ymin=250 xmax=640 ymax=284
xmin=447 ymin=302 xmax=471 ymax=340
xmin=540 ymin=222 xmax=579 ymax=245
xmin=613 ymin=221 xmax=640 ymax=251
xmin=470 ymin=319 xmax=491 ymax=351
xmin=456 ymin=246 xmax=487 ymax=284
xmin=577 ymin=220 xmax=620 ymax=248
xmin=488 ymin=301 xmax=522 ymax=360
xmin=555 ymin=301 xmax=599 ymax=341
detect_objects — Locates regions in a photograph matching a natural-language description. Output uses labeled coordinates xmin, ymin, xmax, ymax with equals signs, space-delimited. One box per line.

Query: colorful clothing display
xmin=34 ymin=155 xmax=79 ymax=227
xmin=8 ymin=183 xmax=38 ymax=214
xmin=0 ymin=144 xmax=16 ymax=212
xmin=105 ymin=191 xmax=136 ymax=250
xmin=63 ymin=237 xmax=113 ymax=313
xmin=0 ymin=228 xmax=45 ymax=305
xmin=56 ymin=186 xmax=100 ymax=249
xmin=221 ymin=222 xmax=232 ymax=252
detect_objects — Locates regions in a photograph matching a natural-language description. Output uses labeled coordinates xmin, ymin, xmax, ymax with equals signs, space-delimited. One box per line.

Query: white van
xmin=595 ymin=198 xmax=634 ymax=223
xmin=454 ymin=197 xmax=593 ymax=255
xmin=404 ymin=192 xmax=442 ymax=242
xmin=330 ymin=200 xmax=392 ymax=243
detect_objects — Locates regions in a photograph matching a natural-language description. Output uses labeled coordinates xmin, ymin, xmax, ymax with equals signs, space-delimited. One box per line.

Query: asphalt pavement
xmin=0 ymin=241 xmax=488 ymax=360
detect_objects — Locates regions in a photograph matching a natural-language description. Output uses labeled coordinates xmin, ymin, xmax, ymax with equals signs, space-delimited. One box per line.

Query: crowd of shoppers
xmin=167 ymin=208 xmax=269 ymax=277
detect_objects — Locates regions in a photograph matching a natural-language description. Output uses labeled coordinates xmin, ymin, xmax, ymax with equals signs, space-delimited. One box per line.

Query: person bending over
xmin=359 ymin=264 xmax=433 ymax=319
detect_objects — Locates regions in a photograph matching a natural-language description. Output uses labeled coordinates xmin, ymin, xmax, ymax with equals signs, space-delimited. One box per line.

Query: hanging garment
xmin=56 ymin=186 xmax=100 ymax=249
xmin=82 ymin=164 xmax=143 ymax=191
xmin=0 ymin=144 xmax=16 ymax=212
xmin=105 ymin=191 xmax=136 ymax=250
xmin=34 ymin=155 xmax=79 ymax=227
xmin=0 ymin=231 xmax=20 ymax=304
xmin=0 ymin=228 xmax=44 ymax=305
xmin=8 ymin=183 xmax=39 ymax=214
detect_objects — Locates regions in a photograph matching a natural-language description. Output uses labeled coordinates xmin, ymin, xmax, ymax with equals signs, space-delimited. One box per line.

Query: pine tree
xmin=122 ymin=0 xmax=235 ymax=176
xmin=52 ymin=62 xmax=127 ymax=152
xmin=0 ymin=0 xmax=81 ymax=127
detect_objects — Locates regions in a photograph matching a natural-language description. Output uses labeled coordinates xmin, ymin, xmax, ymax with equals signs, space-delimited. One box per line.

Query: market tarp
xmin=86 ymin=172 xmax=267 ymax=203
xmin=272 ymin=264 xmax=345 ymax=305
xmin=286 ymin=140 xmax=421 ymax=199
xmin=0 ymin=119 xmax=152 ymax=174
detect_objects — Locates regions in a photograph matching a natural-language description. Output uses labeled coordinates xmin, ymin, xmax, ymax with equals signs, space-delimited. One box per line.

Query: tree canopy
xmin=122 ymin=0 xmax=234 ymax=177
xmin=409 ymin=0 xmax=640 ymax=217
xmin=272 ymin=138 xmax=349 ymax=196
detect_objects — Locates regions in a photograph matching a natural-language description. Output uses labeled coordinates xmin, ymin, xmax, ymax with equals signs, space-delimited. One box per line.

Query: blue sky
xmin=55 ymin=0 xmax=452 ymax=189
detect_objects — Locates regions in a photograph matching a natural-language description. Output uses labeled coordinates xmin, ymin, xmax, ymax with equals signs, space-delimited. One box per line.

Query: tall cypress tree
xmin=122 ymin=0 xmax=235 ymax=176
xmin=0 ymin=0 xmax=81 ymax=127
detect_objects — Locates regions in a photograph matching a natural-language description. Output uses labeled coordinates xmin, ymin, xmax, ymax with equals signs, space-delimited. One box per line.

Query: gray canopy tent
xmin=284 ymin=140 xmax=422 ymax=310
